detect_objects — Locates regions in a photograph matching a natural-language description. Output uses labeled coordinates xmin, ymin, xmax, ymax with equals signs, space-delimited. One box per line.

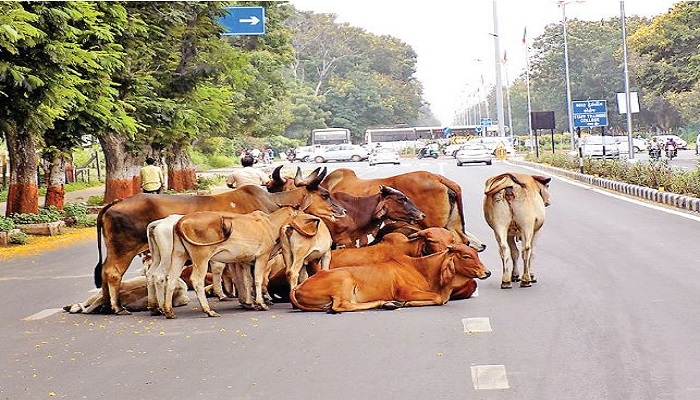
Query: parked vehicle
xmin=416 ymin=147 xmax=439 ymax=159
xmin=313 ymin=144 xmax=369 ymax=163
xmin=368 ymin=147 xmax=401 ymax=166
xmin=455 ymin=143 xmax=493 ymax=166
xmin=613 ymin=136 xmax=649 ymax=154
xmin=292 ymin=145 xmax=322 ymax=162
xmin=579 ymin=135 xmax=620 ymax=158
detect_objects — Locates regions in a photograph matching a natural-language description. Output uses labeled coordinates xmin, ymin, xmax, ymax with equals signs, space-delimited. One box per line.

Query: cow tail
xmin=280 ymin=225 xmax=294 ymax=274
xmin=93 ymin=199 xmax=121 ymax=288
xmin=437 ymin=175 xmax=467 ymax=232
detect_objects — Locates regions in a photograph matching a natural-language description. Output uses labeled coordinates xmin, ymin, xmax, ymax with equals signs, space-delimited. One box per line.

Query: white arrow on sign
xmin=239 ymin=16 xmax=260 ymax=25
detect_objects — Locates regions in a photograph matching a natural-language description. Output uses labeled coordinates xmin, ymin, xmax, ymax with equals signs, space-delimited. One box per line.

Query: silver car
xmin=455 ymin=143 xmax=493 ymax=166
xmin=314 ymin=144 xmax=369 ymax=163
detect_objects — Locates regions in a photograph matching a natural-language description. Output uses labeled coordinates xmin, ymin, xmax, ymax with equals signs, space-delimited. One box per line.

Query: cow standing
xmin=483 ymin=172 xmax=551 ymax=289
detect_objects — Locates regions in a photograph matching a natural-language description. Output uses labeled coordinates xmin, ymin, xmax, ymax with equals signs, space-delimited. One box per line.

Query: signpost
xmin=572 ymin=100 xmax=608 ymax=128
xmin=218 ymin=6 xmax=266 ymax=36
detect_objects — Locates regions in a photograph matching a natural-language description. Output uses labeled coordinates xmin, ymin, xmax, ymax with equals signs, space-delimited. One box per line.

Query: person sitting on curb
xmin=226 ymin=155 xmax=271 ymax=188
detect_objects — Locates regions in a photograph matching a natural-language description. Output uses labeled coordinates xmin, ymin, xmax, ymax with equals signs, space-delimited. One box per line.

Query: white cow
xmin=483 ymin=172 xmax=551 ymax=289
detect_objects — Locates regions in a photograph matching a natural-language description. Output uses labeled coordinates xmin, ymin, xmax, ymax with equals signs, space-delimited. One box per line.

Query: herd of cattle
xmin=63 ymin=166 xmax=552 ymax=317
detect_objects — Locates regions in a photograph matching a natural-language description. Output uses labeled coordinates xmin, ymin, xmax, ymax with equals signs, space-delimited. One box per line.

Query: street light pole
xmin=560 ymin=0 xmax=575 ymax=151
xmin=492 ymin=0 xmax=506 ymax=137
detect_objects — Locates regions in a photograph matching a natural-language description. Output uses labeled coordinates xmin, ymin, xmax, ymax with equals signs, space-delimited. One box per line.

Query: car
xmin=652 ymin=134 xmax=687 ymax=150
xmin=579 ymin=135 xmax=620 ymax=158
xmin=292 ymin=145 xmax=323 ymax=162
xmin=455 ymin=143 xmax=493 ymax=166
xmin=314 ymin=144 xmax=369 ymax=163
xmin=612 ymin=136 xmax=649 ymax=154
xmin=368 ymin=147 xmax=400 ymax=166
xmin=442 ymin=143 xmax=464 ymax=157
xmin=466 ymin=136 xmax=516 ymax=156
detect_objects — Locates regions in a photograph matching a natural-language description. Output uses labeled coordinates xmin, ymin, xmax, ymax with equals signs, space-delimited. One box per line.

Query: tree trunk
xmin=98 ymin=133 xmax=143 ymax=204
xmin=44 ymin=154 xmax=67 ymax=210
xmin=166 ymin=143 xmax=196 ymax=191
xmin=4 ymin=128 xmax=39 ymax=216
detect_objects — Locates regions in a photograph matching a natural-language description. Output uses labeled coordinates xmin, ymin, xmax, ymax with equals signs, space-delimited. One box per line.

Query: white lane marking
xmin=470 ymin=365 xmax=510 ymax=390
xmin=23 ymin=308 xmax=62 ymax=321
xmin=0 ymin=274 xmax=93 ymax=282
xmin=510 ymin=161 xmax=700 ymax=222
xmin=462 ymin=317 xmax=492 ymax=333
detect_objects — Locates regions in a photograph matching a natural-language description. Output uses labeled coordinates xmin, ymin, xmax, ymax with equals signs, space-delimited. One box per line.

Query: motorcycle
xmin=648 ymin=146 xmax=661 ymax=161
xmin=417 ymin=147 xmax=439 ymax=159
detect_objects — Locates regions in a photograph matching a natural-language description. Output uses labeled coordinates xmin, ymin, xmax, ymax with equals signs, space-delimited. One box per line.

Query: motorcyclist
xmin=648 ymin=137 xmax=662 ymax=160
xmin=665 ymin=137 xmax=677 ymax=159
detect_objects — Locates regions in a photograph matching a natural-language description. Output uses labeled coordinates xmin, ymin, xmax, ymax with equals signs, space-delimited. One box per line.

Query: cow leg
xmin=397 ymin=289 xmax=445 ymax=307
xmin=232 ymin=263 xmax=254 ymax=309
xmin=507 ymin=235 xmax=520 ymax=282
xmin=209 ymin=261 xmax=229 ymax=301
xmin=101 ymin=251 xmax=141 ymax=315
xmin=221 ymin=264 xmax=236 ymax=298
xmin=189 ymin=259 xmax=219 ymax=317
xmin=520 ymin=231 xmax=538 ymax=287
xmin=163 ymin=246 xmax=189 ymax=319
xmin=331 ymin=298 xmax=390 ymax=312
xmin=493 ymin=229 xmax=514 ymax=289
xmin=252 ymin=255 xmax=271 ymax=311
xmin=146 ymin=226 xmax=161 ymax=314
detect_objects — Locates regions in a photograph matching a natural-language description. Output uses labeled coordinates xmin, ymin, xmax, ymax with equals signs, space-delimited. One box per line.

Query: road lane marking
xmin=462 ymin=317 xmax=492 ymax=333
xmin=470 ymin=365 xmax=509 ymax=390
xmin=23 ymin=308 xmax=62 ymax=321
xmin=0 ymin=274 xmax=93 ymax=282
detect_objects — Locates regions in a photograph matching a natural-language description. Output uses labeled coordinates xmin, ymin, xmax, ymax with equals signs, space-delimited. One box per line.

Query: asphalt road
xmin=1 ymin=157 xmax=700 ymax=399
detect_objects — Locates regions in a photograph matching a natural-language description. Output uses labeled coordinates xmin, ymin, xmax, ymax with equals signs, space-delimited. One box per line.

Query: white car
xmin=652 ymin=134 xmax=687 ymax=150
xmin=579 ymin=135 xmax=620 ymax=158
xmin=612 ymin=136 xmax=649 ymax=154
xmin=466 ymin=136 xmax=516 ymax=156
xmin=292 ymin=145 xmax=323 ymax=162
xmin=455 ymin=143 xmax=493 ymax=166
xmin=314 ymin=144 xmax=369 ymax=163
xmin=368 ymin=147 xmax=400 ymax=166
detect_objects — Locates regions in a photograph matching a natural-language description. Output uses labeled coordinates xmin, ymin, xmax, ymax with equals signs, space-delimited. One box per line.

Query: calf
xmin=290 ymin=244 xmax=491 ymax=313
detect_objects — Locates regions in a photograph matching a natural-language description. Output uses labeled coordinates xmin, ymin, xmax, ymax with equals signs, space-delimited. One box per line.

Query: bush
xmin=62 ymin=202 xmax=96 ymax=227
xmin=86 ymin=195 xmax=104 ymax=206
xmin=0 ymin=216 xmax=15 ymax=232
xmin=9 ymin=231 xmax=28 ymax=244
xmin=11 ymin=206 xmax=62 ymax=224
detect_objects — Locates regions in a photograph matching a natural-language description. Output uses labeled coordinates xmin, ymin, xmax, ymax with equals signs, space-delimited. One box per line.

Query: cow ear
xmin=533 ymin=175 xmax=552 ymax=186
xmin=372 ymin=200 xmax=387 ymax=220
xmin=290 ymin=215 xmax=320 ymax=237
xmin=440 ymin=256 xmax=457 ymax=286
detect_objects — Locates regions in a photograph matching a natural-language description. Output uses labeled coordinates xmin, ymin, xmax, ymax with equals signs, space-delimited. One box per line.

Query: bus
xmin=364 ymin=126 xmax=447 ymax=150
xmin=311 ymin=128 xmax=352 ymax=146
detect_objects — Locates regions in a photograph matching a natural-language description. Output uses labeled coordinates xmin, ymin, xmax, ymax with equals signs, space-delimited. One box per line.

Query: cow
xmin=289 ymin=244 xmax=491 ymax=313
xmin=63 ymin=275 xmax=190 ymax=314
xmin=483 ymin=172 xmax=551 ymax=289
xmin=324 ymin=185 xmax=425 ymax=248
xmin=146 ymin=215 xmax=230 ymax=315
xmin=330 ymin=228 xmax=480 ymax=300
xmin=162 ymin=207 xmax=327 ymax=318
xmin=94 ymin=167 xmax=344 ymax=315
xmin=320 ymin=168 xmax=486 ymax=251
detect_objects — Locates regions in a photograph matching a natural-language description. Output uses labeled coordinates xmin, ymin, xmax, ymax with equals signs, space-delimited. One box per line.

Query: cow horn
xmin=272 ymin=165 xmax=284 ymax=183
xmin=307 ymin=167 xmax=326 ymax=189
xmin=294 ymin=167 xmax=304 ymax=186
xmin=305 ymin=167 xmax=322 ymax=184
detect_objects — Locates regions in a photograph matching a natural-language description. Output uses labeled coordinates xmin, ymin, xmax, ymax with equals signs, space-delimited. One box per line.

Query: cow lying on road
xmin=483 ymin=172 xmax=551 ymax=289
xmin=290 ymin=244 xmax=490 ymax=313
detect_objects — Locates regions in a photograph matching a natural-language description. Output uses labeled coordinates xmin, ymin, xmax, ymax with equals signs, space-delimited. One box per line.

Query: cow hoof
xmin=218 ymin=296 xmax=232 ymax=302
xmin=501 ymin=282 xmax=513 ymax=289
xmin=206 ymin=310 xmax=221 ymax=317
xmin=520 ymin=281 xmax=532 ymax=288
xmin=149 ymin=308 xmax=162 ymax=316
xmin=164 ymin=311 xmax=177 ymax=319
xmin=239 ymin=302 xmax=255 ymax=310
xmin=382 ymin=301 xmax=403 ymax=310
xmin=115 ymin=308 xmax=131 ymax=316
xmin=254 ymin=303 xmax=269 ymax=311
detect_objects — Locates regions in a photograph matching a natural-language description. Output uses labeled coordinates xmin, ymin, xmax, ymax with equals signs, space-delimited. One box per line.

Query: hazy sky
xmin=290 ymin=0 xmax=679 ymax=126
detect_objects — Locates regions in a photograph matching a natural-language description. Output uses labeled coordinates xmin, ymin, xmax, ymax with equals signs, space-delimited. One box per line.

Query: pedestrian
xmin=226 ymin=154 xmax=271 ymax=189
xmin=695 ymin=132 xmax=700 ymax=155
xmin=139 ymin=156 xmax=164 ymax=194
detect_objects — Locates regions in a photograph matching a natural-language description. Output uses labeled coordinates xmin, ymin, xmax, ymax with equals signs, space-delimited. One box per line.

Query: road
xmin=1 ymin=157 xmax=700 ymax=399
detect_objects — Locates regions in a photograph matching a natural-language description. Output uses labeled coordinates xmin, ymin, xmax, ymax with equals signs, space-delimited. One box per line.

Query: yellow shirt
xmin=226 ymin=167 xmax=270 ymax=188
xmin=140 ymin=165 xmax=164 ymax=191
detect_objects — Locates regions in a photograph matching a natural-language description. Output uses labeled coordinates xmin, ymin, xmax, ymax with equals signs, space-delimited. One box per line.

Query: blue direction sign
xmin=573 ymin=100 xmax=608 ymax=128
xmin=219 ymin=6 xmax=265 ymax=36
xmin=480 ymin=118 xmax=493 ymax=126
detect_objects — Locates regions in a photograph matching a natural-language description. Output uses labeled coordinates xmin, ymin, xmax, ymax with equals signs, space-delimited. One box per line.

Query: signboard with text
xmin=573 ymin=100 xmax=608 ymax=128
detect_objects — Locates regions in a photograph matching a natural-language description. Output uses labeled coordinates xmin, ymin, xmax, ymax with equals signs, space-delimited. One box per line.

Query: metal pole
xmin=620 ymin=0 xmax=634 ymax=159
xmin=525 ymin=34 xmax=534 ymax=153
xmin=561 ymin=1 xmax=575 ymax=150
xmin=492 ymin=0 xmax=506 ymax=138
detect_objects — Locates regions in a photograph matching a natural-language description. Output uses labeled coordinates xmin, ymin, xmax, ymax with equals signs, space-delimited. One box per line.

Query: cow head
xmin=267 ymin=165 xmax=324 ymax=193
xmin=293 ymin=167 xmax=346 ymax=221
xmin=532 ymin=175 xmax=552 ymax=207
xmin=408 ymin=227 xmax=458 ymax=255
xmin=373 ymin=185 xmax=426 ymax=223
xmin=446 ymin=244 xmax=491 ymax=280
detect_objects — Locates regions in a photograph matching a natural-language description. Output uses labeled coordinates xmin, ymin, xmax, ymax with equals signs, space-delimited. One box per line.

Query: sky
xmin=290 ymin=0 xmax=679 ymax=126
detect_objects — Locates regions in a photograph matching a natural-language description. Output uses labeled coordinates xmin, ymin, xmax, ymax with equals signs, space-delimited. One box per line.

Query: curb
xmin=509 ymin=159 xmax=700 ymax=214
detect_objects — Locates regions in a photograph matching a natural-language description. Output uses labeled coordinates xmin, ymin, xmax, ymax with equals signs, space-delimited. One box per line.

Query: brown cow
xmin=94 ymin=167 xmax=344 ymax=315
xmin=290 ymin=244 xmax=491 ymax=313
xmin=320 ymin=168 xmax=486 ymax=251
xmin=483 ymin=172 xmax=551 ymax=289
xmin=324 ymin=185 xmax=425 ymax=248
